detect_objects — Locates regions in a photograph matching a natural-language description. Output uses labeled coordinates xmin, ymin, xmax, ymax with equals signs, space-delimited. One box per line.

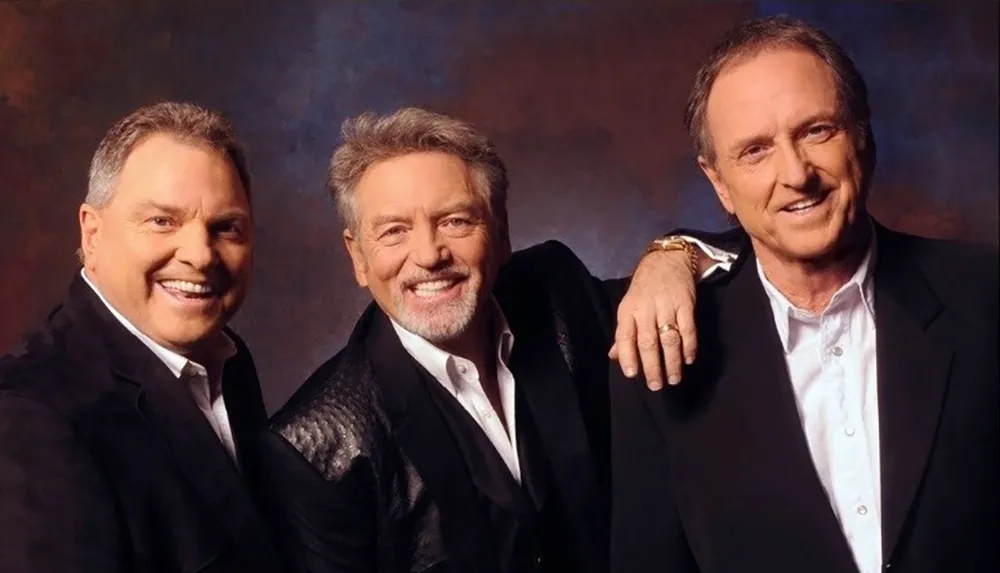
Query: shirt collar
xmin=80 ymin=269 xmax=236 ymax=380
xmin=756 ymin=232 xmax=877 ymax=354
xmin=390 ymin=298 xmax=514 ymax=392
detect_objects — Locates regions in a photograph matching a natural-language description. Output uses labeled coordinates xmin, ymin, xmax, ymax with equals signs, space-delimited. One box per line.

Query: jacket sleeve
xmin=607 ymin=374 xmax=700 ymax=573
xmin=258 ymin=383 xmax=448 ymax=573
xmin=602 ymin=226 xmax=747 ymax=307
xmin=258 ymin=429 xmax=379 ymax=573
xmin=0 ymin=394 xmax=123 ymax=573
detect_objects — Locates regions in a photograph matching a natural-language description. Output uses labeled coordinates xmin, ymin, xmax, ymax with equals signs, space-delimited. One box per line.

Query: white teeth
xmin=786 ymin=197 xmax=822 ymax=211
xmin=411 ymin=280 xmax=456 ymax=297
xmin=160 ymin=280 xmax=213 ymax=295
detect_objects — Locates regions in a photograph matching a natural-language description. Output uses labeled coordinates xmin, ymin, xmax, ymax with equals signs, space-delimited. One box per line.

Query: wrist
xmin=641 ymin=236 xmax=699 ymax=277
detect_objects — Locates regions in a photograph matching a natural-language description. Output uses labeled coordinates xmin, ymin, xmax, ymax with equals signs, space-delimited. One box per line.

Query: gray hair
xmin=86 ymin=101 xmax=251 ymax=208
xmin=684 ymin=15 xmax=875 ymax=168
xmin=327 ymin=107 xmax=508 ymax=234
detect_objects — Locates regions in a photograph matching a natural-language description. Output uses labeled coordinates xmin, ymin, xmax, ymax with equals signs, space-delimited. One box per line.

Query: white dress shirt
xmin=81 ymin=270 xmax=240 ymax=466
xmin=684 ymin=235 xmax=738 ymax=279
xmin=756 ymin=245 xmax=882 ymax=573
xmin=391 ymin=302 xmax=521 ymax=483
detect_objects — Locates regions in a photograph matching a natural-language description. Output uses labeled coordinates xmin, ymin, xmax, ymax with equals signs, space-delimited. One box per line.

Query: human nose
xmin=174 ymin=224 xmax=218 ymax=270
xmin=409 ymin=224 xmax=450 ymax=269
xmin=775 ymin=140 xmax=813 ymax=190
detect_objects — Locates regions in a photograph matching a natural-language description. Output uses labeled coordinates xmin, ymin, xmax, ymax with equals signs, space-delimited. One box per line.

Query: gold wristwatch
xmin=642 ymin=236 xmax=700 ymax=276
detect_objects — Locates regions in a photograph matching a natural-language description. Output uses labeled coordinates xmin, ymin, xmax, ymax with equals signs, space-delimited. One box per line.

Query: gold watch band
xmin=642 ymin=236 xmax=699 ymax=276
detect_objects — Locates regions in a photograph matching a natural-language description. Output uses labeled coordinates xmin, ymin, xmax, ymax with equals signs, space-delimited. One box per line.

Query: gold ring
xmin=658 ymin=323 xmax=678 ymax=335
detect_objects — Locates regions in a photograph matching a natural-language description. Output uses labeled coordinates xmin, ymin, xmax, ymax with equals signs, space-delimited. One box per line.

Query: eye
xmin=379 ymin=226 xmax=406 ymax=239
xmin=740 ymin=144 xmax=768 ymax=163
xmin=213 ymin=220 xmax=245 ymax=240
xmin=804 ymin=123 xmax=837 ymax=142
xmin=442 ymin=217 xmax=472 ymax=228
xmin=146 ymin=215 xmax=174 ymax=228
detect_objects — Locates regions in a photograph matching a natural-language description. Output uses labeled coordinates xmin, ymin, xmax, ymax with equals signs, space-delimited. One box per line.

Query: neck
xmin=755 ymin=218 xmax=872 ymax=314
xmin=185 ymin=338 xmax=223 ymax=369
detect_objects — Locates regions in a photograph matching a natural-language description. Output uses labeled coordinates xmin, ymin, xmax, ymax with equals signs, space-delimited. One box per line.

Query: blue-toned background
xmin=1 ymin=1 xmax=996 ymax=409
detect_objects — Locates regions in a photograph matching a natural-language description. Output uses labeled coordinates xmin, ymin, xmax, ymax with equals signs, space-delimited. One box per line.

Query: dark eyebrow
xmin=367 ymin=201 xmax=483 ymax=228
xmin=429 ymin=200 xmax=481 ymax=219
xmin=207 ymin=209 xmax=251 ymax=225
xmin=728 ymin=133 xmax=773 ymax=158
xmin=133 ymin=201 xmax=249 ymax=223
xmin=133 ymin=201 xmax=186 ymax=217
xmin=790 ymin=112 xmax=842 ymax=136
xmin=728 ymin=112 xmax=842 ymax=157
xmin=369 ymin=214 xmax=410 ymax=229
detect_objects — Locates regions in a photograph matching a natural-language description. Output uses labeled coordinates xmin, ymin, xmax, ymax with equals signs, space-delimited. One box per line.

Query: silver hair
xmin=327 ymin=107 xmax=508 ymax=235
xmin=85 ymin=101 xmax=251 ymax=208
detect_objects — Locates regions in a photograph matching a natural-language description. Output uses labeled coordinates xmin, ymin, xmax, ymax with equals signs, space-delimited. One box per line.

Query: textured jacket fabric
xmin=260 ymin=240 xmax=617 ymax=573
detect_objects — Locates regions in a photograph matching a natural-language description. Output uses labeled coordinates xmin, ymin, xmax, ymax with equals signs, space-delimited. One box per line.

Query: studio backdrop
xmin=1 ymin=0 xmax=996 ymax=410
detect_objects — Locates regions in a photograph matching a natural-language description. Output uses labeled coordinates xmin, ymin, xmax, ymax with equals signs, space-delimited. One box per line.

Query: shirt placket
xmin=824 ymin=301 xmax=880 ymax=573
xmin=452 ymin=356 xmax=518 ymax=481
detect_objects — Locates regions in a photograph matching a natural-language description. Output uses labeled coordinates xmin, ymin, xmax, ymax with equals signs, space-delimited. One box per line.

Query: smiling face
xmin=79 ymin=134 xmax=253 ymax=359
xmin=344 ymin=151 xmax=509 ymax=346
xmin=699 ymin=47 xmax=869 ymax=266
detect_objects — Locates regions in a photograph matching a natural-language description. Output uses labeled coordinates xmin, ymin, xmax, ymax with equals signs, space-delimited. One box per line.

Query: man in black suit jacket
xmin=0 ymin=102 xmax=281 ymax=573
xmin=257 ymin=108 xmax=707 ymax=573
xmin=610 ymin=16 xmax=999 ymax=573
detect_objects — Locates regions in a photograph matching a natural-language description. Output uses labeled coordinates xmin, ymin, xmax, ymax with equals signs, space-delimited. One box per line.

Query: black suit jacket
xmin=609 ymin=223 xmax=999 ymax=573
xmin=0 ymin=275 xmax=282 ymax=573
xmin=259 ymin=241 xmax=615 ymax=573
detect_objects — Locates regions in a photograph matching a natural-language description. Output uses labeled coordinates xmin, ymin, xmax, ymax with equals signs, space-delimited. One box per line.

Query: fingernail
xmin=668 ymin=376 xmax=681 ymax=386
xmin=649 ymin=381 xmax=662 ymax=391
xmin=624 ymin=367 xmax=636 ymax=378
xmin=684 ymin=355 xmax=694 ymax=365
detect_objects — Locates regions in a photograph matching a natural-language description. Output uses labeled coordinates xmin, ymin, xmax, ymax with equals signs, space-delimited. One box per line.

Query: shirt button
xmin=831 ymin=346 xmax=843 ymax=357
xmin=457 ymin=364 xmax=468 ymax=374
xmin=845 ymin=427 xmax=856 ymax=437
xmin=480 ymin=410 xmax=492 ymax=419
xmin=857 ymin=504 xmax=868 ymax=516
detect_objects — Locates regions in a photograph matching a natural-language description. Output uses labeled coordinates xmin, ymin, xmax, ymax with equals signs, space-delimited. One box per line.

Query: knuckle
xmin=660 ymin=331 xmax=682 ymax=346
xmin=636 ymin=337 xmax=659 ymax=351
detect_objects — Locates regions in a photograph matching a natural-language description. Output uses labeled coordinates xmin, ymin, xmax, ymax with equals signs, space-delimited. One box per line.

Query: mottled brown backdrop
xmin=1 ymin=0 xmax=996 ymax=410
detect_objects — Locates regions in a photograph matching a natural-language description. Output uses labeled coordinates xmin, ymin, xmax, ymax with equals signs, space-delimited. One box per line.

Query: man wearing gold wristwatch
xmin=610 ymin=15 xmax=999 ymax=573
xmin=612 ymin=232 xmax=739 ymax=390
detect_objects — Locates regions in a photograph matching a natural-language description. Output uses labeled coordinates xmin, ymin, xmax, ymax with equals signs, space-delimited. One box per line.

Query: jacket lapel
xmin=362 ymin=307 xmax=499 ymax=573
xmin=71 ymin=277 xmax=280 ymax=571
xmin=219 ymin=339 xmax=269 ymax=486
xmin=651 ymin=250 xmax=858 ymax=571
xmin=498 ymin=289 xmax=607 ymax=563
xmin=872 ymin=226 xmax=952 ymax=562
xmin=130 ymin=366 xmax=279 ymax=571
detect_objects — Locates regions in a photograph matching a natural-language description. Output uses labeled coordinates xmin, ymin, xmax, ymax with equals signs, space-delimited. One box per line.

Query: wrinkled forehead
xmin=706 ymin=47 xmax=842 ymax=137
xmin=111 ymin=135 xmax=251 ymax=213
xmin=354 ymin=152 xmax=487 ymax=219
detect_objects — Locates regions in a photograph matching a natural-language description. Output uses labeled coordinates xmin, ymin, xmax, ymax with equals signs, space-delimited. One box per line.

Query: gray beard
xmin=392 ymin=290 xmax=479 ymax=344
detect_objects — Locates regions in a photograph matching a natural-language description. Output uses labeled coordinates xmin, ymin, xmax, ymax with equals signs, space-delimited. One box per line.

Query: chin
xmin=162 ymin=322 xmax=221 ymax=348
xmin=403 ymin=310 xmax=474 ymax=343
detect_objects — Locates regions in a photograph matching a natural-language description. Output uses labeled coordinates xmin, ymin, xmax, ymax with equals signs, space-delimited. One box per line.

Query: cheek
xmin=817 ymin=141 xmax=862 ymax=186
xmin=365 ymin=245 xmax=408 ymax=285
xmin=726 ymin=171 xmax=776 ymax=213
xmin=452 ymin=236 xmax=494 ymax=277
xmin=220 ymin=245 xmax=253 ymax=275
xmin=107 ymin=234 xmax=168 ymax=278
